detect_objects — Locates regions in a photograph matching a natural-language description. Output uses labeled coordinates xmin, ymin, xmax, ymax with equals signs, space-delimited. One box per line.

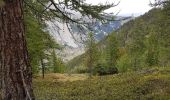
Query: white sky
xmin=86 ymin=0 xmax=153 ymax=16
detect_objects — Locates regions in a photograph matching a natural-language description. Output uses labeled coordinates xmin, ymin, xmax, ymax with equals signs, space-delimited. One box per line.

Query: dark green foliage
xmin=25 ymin=0 xmax=115 ymax=23
xmin=108 ymin=66 xmax=118 ymax=75
xmin=25 ymin=13 xmax=58 ymax=74
xmin=50 ymin=50 xmax=66 ymax=73
xmin=94 ymin=62 xmax=118 ymax=75
xmin=94 ymin=63 xmax=108 ymax=75
xmin=105 ymin=33 xmax=119 ymax=67
xmin=104 ymin=33 xmax=119 ymax=74
xmin=117 ymin=6 xmax=170 ymax=71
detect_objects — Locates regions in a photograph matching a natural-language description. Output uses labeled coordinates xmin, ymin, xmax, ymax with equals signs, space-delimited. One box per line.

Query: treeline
xmin=67 ymin=32 xmax=119 ymax=75
xmin=117 ymin=6 xmax=170 ymax=72
xmin=67 ymin=2 xmax=170 ymax=75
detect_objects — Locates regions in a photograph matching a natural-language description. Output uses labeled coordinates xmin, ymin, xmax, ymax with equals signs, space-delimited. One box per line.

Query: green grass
xmin=34 ymin=67 xmax=170 ymax=100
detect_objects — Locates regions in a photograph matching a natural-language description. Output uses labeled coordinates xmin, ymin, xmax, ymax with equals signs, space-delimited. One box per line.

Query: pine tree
xmin=104 ymin=33 xmax=119 ymax=74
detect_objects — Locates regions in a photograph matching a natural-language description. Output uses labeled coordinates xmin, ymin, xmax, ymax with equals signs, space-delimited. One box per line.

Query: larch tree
xmin=0 ymin=0 xmax=117 ymax=99
xmin=106 ymin=33 xmax=119 ymax=67
xmin=85 ymin=32 xmax=98 ymax=77
xmin=0 ymin=0 xmax=34 ymax=99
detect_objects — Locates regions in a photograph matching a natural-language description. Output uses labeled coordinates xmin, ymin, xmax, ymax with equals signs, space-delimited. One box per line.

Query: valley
xmin=0 ymin=0 xmax=170 ymax=99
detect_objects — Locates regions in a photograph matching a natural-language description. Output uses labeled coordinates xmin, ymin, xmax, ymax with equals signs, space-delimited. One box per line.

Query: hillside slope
xmin=67 ymin=7 xmax=170 ymax=72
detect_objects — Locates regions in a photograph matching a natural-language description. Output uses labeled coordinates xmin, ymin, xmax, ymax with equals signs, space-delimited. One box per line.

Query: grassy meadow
xmin=34 ymin=67 xmax=170 ymax=100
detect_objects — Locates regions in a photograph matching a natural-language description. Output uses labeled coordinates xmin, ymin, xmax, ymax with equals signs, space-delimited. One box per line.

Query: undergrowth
xmin=34 ymin=67 xmax=170 ymax=100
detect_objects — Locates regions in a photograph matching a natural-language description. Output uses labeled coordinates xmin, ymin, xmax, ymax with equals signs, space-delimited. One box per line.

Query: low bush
xmin=94 ymin=62 xmax=118 ymax=75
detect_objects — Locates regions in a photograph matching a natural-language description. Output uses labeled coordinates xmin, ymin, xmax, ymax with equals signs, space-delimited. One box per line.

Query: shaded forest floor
xmin=33 ymin=67 xmax=170 ymax=100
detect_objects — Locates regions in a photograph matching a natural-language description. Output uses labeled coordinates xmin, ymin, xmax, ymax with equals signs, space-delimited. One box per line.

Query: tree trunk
xmin=0 ymin=0 xmax=34 ymax=100
xmin=40 ymin=58 xmax=45 ymax=79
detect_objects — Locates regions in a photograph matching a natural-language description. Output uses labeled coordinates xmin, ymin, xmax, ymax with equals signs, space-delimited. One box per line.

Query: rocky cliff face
xmin=47 ymin=16 xmax=134 ymax=62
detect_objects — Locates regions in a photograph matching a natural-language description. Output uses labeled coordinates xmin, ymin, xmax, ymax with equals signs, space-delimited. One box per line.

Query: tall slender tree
xmin=106 ymin=33 xmax=119 ymax=67
xmin=85 ymin=32 xmax=98 ymax=77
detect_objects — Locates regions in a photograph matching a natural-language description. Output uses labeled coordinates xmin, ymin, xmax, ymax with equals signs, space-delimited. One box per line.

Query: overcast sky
xmin=86 ymin=0 xmax=153 ymax=16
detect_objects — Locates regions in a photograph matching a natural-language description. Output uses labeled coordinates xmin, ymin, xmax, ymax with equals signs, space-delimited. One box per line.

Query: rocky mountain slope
xmin=47 ymin=16 xmax=134 ymax=62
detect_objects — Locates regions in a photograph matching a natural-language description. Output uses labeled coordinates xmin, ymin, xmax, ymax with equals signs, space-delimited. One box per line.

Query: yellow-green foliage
xmin=33 ymin=67 xmax=170 ymax=100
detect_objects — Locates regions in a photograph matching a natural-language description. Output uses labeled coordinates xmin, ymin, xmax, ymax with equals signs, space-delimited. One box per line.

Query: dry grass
xmin=34 ymin=73 xmax=88 ymax=82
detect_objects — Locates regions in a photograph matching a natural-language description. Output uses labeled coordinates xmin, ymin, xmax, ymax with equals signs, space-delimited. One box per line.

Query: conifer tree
xmin=85 ymin=32 xmax=98 ymax=77
xmin=106 ymin=33 xmax=119 ymax=67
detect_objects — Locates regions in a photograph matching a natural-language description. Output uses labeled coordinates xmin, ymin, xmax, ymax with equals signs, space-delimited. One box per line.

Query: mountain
xmin=47 ymin=15 xmax=134 ymax=62
xmin=68 ymin=7 xmax=170 ymax=72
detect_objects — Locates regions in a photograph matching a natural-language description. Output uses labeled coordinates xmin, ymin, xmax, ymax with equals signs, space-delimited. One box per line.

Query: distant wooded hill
xmin=67 ymin=8 xmax=170 ymax=73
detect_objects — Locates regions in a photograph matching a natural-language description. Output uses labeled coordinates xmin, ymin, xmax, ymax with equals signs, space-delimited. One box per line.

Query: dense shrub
xmin=94 ymin=62 xmax=118 ymax=75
